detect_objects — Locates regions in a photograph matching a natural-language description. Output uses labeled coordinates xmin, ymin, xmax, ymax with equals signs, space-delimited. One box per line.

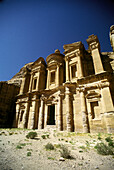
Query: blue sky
xmin=0 ymin=0 xmax=114 ymax=81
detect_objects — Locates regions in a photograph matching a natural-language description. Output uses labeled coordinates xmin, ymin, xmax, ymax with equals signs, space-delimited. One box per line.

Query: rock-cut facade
xmin=15 ymin=26 xmax=114 ymax=133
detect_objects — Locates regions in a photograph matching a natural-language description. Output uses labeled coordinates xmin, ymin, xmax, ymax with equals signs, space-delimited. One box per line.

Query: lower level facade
xmin=15 ymin=72 xmax=114 ymax=133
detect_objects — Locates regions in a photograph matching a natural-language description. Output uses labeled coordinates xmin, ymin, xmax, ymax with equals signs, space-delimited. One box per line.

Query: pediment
xmin=86 ymin=91 xmax=101 ymax=99
xmin=63 ymin=41 xmax=84 ymax=54
xmin=48 ymin=59 xmax=58 ymax=67
xmin=32 ymin=57 xmax=46 ymax=68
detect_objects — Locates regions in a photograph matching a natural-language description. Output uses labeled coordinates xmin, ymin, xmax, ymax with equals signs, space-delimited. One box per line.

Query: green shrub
xmin=79 ymin=146 xmax=86 ymax=150
xmin=41 ymin=135 xmax=46 ymax=139
xmin=16 ymin=145 xmax=23 ymax=149
xmin=79 ymin=150 xmax=83 ymax=153
xmin=26 ymin=132 xmax=37 ymax=139
xmin=105 ymin=137 xmax=114 ymax=147
xmin=86 ymin=140 xmax=90 ymax=147
xmin=48 ymin=157 xmax=54 ymax=160
xmin=9 ymin=132 xmax=13 ymax=135
xmin=108 ymin=141 xmax=114 ymax=147
xmin=27 ymin=148 xmax=33 ymax=151
xmin=46 ymin=134 xmax=49 ymax=138
xmin=54 ymin=144 xmax=62 ymax=148
xmin=97 ymin=133 xmax=102 ymax=140
xmin=94 ymin=142 xmax=114 ymax=155
xmin=20 ymin=143 xmax=26 ymax=147
xmin=61 ymin=138 xmax=64 ymax=141
xmin=0 ymin=132 xmax=6 ymax=135
xmin=60 ymin=145 xmax=71 ymax=159
xmin=105 ymin=137 xmax=112 ymax=143
xmin=69 ymin=141 xmax=75 ymax=145
xmin=41 ymin=134 xmax=49 ymax=139
xmin=27 ymin=151 xmax=31 ymax=156
xmin=79 ymin=145 xmax=88 ymax=152
xmin=45 ymin=143 xmax=54 ymax=150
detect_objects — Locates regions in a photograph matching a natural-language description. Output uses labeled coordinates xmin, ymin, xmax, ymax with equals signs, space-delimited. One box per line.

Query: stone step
xmin=45 ymin=125 xmax=57 ymax=131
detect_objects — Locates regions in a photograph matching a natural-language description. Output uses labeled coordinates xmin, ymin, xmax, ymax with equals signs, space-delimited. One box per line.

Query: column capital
xmin=75 ymin=49 xmax=83 ymax=57
xmin=40 ymin=95 xmax=47 ymax=101
xmin=23 ymin=66 xmax=30 ymax=77
xmin=98 ymin=81 xmax=110 ymax=89
xmin=65 ymin=86 xmax=70 ymax=93
xmin=57 ymin=93 xmax=64 ymax=100
xmin=65 ymin=56 xmax=70 ymax=61
xmin=65 ymin=87 xmax=74 ymax=100
xmin=31 ymin=72 xmax=35 ymax=76
xmin=57 ymin=63 xmax=62 ymax=67
xmin=86 ymin=34 xmax=100 ymax=51
xmin=77 ymin=86 xmax=86 ymax=93
xmin=22 ymin=72 xmax=27 ymax=78
xmin=31 ymin=94 xmax=40 ymax=101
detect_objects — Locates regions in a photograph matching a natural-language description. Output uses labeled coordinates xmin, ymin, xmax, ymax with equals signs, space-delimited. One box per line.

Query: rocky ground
xmin=0 ymin=128 xmax=114 ymax=170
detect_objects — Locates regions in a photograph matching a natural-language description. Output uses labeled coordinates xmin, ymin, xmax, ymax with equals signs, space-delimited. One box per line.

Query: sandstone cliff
xmin=0 ymin=62 xmax=33 ymax=128
xmin=7 ymin=62 xmax=33 ymax=86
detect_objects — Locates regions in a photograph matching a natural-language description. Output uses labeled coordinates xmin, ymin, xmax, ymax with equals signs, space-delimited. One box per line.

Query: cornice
xmin=77 ymin=71 xmax=111 ymax=85
xmin=63 ymin=41 xmax=84 ymax=54
xmin=77 ymin=79 xmax=110 ymax=93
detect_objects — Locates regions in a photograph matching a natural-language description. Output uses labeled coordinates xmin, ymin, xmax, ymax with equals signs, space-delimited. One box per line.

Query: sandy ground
xmin=0 ymin=128 xmax=114 ymax=170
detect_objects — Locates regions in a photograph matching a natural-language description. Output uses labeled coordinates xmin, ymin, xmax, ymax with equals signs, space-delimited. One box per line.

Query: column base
xmin=83 ymin=124 xmax=89 ymax=133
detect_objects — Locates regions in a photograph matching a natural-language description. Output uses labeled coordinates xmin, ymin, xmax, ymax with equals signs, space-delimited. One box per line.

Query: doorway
xmin=47 ymin=105 xmax=55 ymax=125
xmin=90 ymin=101 xmax=98 ymax=119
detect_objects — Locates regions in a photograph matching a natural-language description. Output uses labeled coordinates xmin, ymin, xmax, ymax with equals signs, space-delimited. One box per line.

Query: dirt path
xmin=0 ymin=129 xmax=114 ymax=170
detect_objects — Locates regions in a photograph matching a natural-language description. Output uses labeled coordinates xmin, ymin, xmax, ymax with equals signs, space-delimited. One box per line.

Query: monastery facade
xmin=15 ymin=26 xmax=114 ymax=133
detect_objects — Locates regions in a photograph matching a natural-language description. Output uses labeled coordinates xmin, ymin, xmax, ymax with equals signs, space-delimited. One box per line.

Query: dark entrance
xmin=90 ymin=101 xmax=98 ymax=119
xmin=47 ymin=105 xmax=55 ymax=125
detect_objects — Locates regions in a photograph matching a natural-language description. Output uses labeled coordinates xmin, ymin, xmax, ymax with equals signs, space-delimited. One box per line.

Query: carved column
xmin=76 ymin=51 xmax=83 ymax=78
xmin=33 ymin=99 xmax=39 ymax=129
xmin=19 ymin=74 xmax=26 ymax=94
xmin=100 ymin=82 xmax=114 ymax=113
xmin=23 ymin=101 xmax=29 ymax=128
xmin=56 ymin=65 xmax=60 ymax=86
xmin=38 ymin=95 xmax=45 ymax=129
xmin=16 ymin=103 xmax=20 ymax=127
xmin=65 ymin=87 xmax=73 ymax=132
xmin=66 ymin=57 xmax=70 ymax=82
xmin=36 ymin=71 xmax=40 ymax=91
xmin=30 ymin=98 xmax=36 ymax=129
xmin=46 ymin=69 xmax=49 ymax=89
xmin=30 ymin=98 xmax=40 ymax=129
xmin=28 ymin=73 xmax=34 ymax=92
xmin=80 ymin=89 xmax=89 ymax=133
xmin=46 ymin=68 xmax=51 ymax=89
xmin=110 ymin=25 xmax=114 ymax=52
xmin=87 ymin=35 xmax=104 ymax=74
xmin=44 ymin=105 xmax=48 ymax=128
xmin=99 ymin=82 xmax=114 ymax=133
xmin=57 ymin=94 xmax=62 ymax=131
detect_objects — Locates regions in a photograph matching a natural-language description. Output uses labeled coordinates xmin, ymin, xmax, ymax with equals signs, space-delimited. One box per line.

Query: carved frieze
xmin=89 ymin=42 xmax=99 ymax=50
xmin=18 ymin=97 xmax=28 ymax=103
xmin=77 ymin=79 xmax=110 ymax=93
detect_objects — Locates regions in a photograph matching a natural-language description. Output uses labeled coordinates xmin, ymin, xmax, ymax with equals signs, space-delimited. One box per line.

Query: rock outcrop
xmin=0 ymin=82 xmax=19 ymax=127
xmin=0 ymin=62 xmax=33 ymax=128
xmin=7 ymin=62 xmax=33 ymax=86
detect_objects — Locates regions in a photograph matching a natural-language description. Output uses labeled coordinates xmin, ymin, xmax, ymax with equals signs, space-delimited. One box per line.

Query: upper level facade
xmin=18 ymin=33 xmax=114 ymax=96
